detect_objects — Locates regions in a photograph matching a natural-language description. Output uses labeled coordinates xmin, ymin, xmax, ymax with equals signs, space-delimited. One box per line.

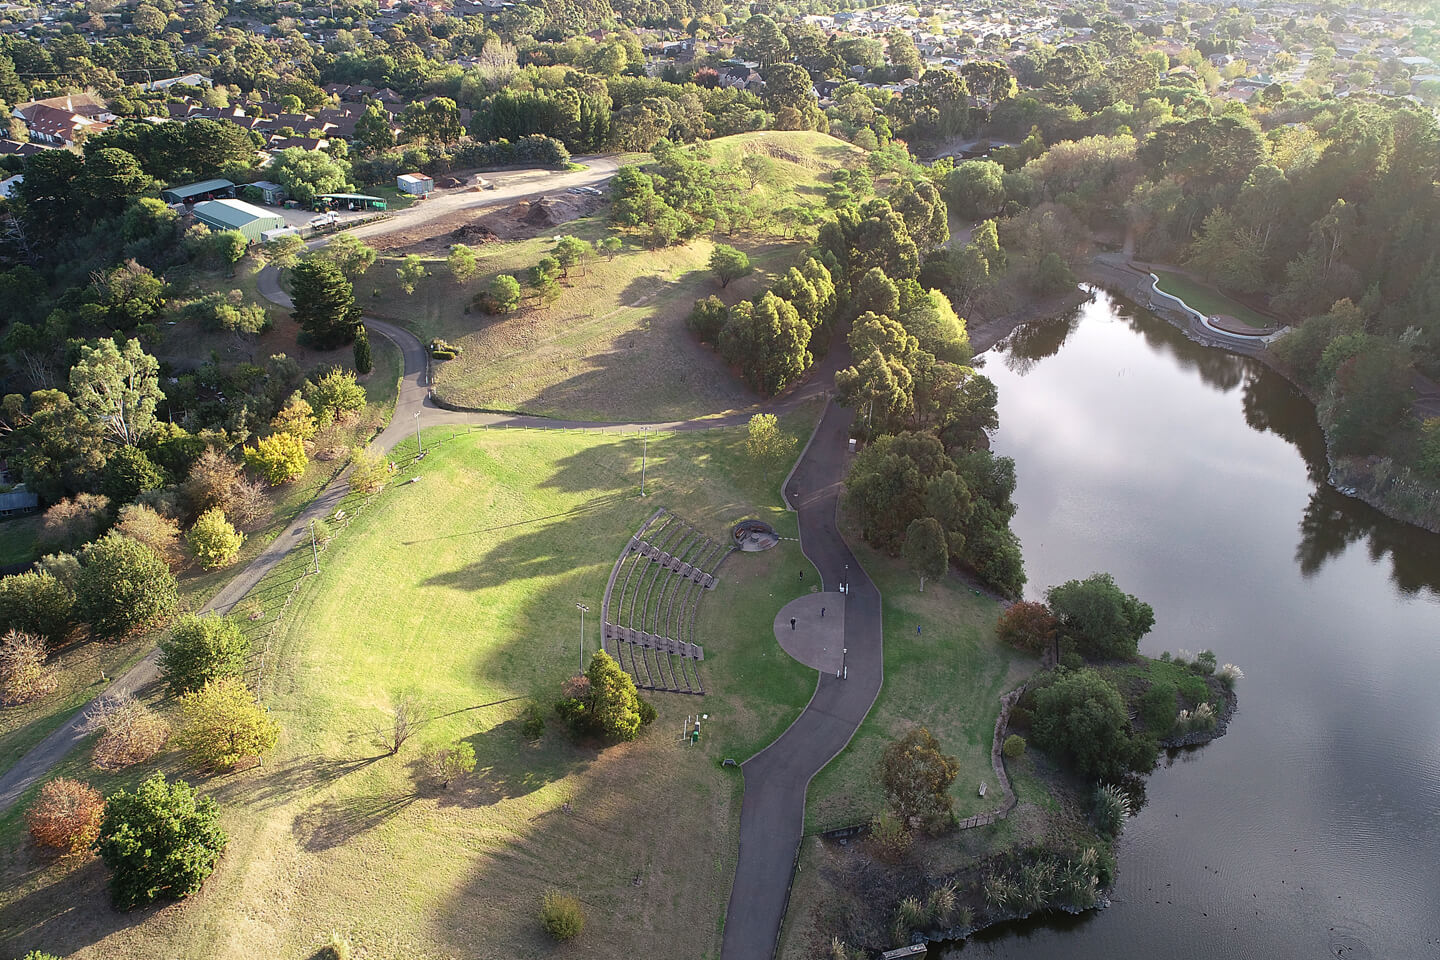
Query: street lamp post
xmin=575 ymin=603 xmax=589 ymax=673
xmin=640 ymin=428 xmax=650 ymax=497
xmin=414 ymin=411 xmax=423 ymax=454
xmin=309 ymin=519 xmax=319 ymax=574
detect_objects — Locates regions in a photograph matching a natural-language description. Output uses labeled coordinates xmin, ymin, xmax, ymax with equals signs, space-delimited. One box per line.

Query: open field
xmin=362 ymin=229 xmax=789 ymax=421
xmin=0 ymin=405 xmax=821 ymax=960
xmin=1153 ymin=270 xmax=1273 ymax=329
xmin=804 ymin=540 xmax=1032 ymax=833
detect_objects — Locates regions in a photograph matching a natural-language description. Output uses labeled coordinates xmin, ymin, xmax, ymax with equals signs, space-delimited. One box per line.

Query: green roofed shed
xmin=191 ymin=198 xmax=286 ymax=242
xmin=161 ymin=178 xmax=236 ymax=204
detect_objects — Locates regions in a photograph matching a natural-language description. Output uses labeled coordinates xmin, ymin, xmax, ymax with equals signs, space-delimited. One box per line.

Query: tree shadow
xmin=204 ymin=751 xmax=385 ymax=811
xmin=291 ymin=790 xmax=421 ymax=853
xmin=412 ymin=718 xmax=595 ymax=809
xmin=0 ymin=851 xmax=170 ymax=957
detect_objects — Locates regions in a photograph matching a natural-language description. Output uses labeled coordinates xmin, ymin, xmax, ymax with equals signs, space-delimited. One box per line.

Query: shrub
xmin=0 ymin=570 xmax=75 ymax=644
xmin=426 ymin=741 xmax=477 ymax=789
xmin=1138 ymin=680 xmax=1177 ymax=736
xmin=95 ymin=772 xmax=227 ymax=908
xmin=38 ymin=493 xmax=112 ymax=554
xmin=995 ymin=601 xmax=1059 ymax=654
xmin=1045 ymin=573 xmax=1154 ymax=661
xmin=1194 ymin=649 xmax=1217 ymax=675
xmin=158 ymin=614 xmax=249 ymax=695
xmin=84 ymin=694 xmax=170 ymax=769
xmin=348 ymin=447 xmax=391 ymax=493
xmin=481 ymin=274 xmax=522 ymax=314
xmin=521 ymin=702 xmax=546 ymax=739
xmin=0 ymin=630 xmax=57 ymax=706
xmin=868 ymin=809 xmax=912 ymax=860
xmin=1092 ymin=783 xmax=1132 ymax=838
xmin=429 ymin=337 xmax=463 ymax=359
xmin=271 ymin=394 xmax=318 ymax=441
xmin=687 ymin=295 xmax=728 ymax=345
xmin=182 ymin=447 xmax=245 ymax=518
xmin=1002 ymin=734 xmax=1026 ymax=759
xmin=896 ymin=894 xmax=926 ymax=932
xmin=926 ymin=879 xmax=958 ymax=924
xmin=244 ymin=432 xmax=308 ymax=485
xmin=101 ymin=446 xmax=166 ymax=505
xmin=319 ymin=932 xmax=352 ymax=960
xmin=1216 ymin=663 xmax=1245 ymax=689
xmin=176 ymin=677 xmax=280 ymax=770
xmin=186 ymin=507 xmax=245 ymax=569
xmin=745 ymin=412 xmax=797 ymax=462
xmin=76 ymin=532 xmax=180 ymax=640
xmin=26 ymin=777 xmax=105 ymax=853
xmin=353 ymin=323 xmax=373 ymax=374
xmin=114 ymin=503 xmax=183 ymax=568
xmin=1029 ymin=668 xmax=1148 ymax=780
xmin=539 ymin=891 xmax=585 ymax=941
xmin=1176 ymin=701 xmax=1216 ymax=734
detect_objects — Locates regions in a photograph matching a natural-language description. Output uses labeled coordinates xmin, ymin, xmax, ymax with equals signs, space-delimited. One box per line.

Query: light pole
xmin=309 ymin=519 xmax=320 ymax=574
xmin=575 ymin=603 xmax=589 ymax=673
xmin=414 ymin=410 xmax=423 ymax=454
xmin=640 ymin=427 xmax=650 ymax=497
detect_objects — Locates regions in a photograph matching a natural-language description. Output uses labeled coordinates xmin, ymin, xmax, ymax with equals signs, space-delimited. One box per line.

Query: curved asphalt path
xmin=721 ymin=401 xmax=883 ymax=960
xmin=0 ymin=172 xmax=885 ymax=960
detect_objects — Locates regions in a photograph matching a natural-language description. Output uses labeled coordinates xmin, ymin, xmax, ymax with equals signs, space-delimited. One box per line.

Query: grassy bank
xmin=1152 ymin=270 xmax=1273 ymax=329
xmin=0 ymin=406 xmax=821 ymax=960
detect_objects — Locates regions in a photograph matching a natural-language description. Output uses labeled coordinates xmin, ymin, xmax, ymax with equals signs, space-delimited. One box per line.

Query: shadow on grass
xmin=292 ymin=791 xmax=422 ymax=852
xmin=205 ymin=752 xmax=386 ymax=811
xmin=401 ymin=491 xmax=631 ymax=545
xmin=0 ymin=852 xmax=167 ymax=957
xmin=417 ymin=719 xmax=594 ymax=809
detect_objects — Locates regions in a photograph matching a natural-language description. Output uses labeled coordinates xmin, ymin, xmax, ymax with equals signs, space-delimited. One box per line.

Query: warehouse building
xmin=161 ymin=178 xmax=237 ymax=205
xmin=191 ymin=198 xmax=286 ymax=242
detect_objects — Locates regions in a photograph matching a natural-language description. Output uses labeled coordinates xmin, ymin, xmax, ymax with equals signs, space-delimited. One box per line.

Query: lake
xmin=946 ymin=288 xmax=1440 ymax=960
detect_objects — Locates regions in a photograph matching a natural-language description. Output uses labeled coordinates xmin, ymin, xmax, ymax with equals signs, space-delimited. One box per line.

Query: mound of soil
xmin=451 ymin=222 xmax=500 ymax=244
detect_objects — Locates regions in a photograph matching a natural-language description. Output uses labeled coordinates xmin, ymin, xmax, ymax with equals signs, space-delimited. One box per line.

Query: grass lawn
xmin=363 ymin=228 xmax=792 ymax=421
xmin=1153 ymin=270 xmax=1273 ymax=329
xmin=0 ymin=516 xmax=39 ymax=568
xmin=0 ymin=404 xmax=821 ymax=960
xmin=804 ymin=539 xmax=1033 ymax=833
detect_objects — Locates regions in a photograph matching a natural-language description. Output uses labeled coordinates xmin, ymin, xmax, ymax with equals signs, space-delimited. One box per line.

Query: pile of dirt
xmin=437 ymin=176 xmax=464 ymax=188
xmin=450 ymin=222 xmax=500 ymax=244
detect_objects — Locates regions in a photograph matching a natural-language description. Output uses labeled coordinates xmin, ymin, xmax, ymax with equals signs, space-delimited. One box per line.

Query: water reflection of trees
xmin=1103 ymin=293 xmax=1440 ymax=596
xmin=1001 ymin=308 xmax=1083 ymax=376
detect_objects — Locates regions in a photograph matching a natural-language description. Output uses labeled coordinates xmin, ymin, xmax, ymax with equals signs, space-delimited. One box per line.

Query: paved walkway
xmin=772 ymin=592 xmax=845 ymax=673
xmin=721 ymin=401 xmax=884 ymax=960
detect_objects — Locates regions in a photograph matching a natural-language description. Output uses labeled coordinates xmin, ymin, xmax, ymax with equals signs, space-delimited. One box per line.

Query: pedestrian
xmin=790 ymin=617 xmax=797 ymax=630
xmin=799 ymin=569 xmax=803 ymax=581
xmin=821 ymin=607 xmax=826 ymax=618
xmin=917 ymin=624 xmax=922 ymax=635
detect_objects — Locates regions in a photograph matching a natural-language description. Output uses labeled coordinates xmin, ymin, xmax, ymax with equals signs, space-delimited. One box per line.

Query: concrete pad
xmin=773 ymin=592 xmax=845 ymax=673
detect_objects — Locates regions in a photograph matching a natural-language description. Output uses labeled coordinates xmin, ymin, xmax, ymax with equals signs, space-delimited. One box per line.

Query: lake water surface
xmin=946 ymin=289 xmax=1440 ymax=960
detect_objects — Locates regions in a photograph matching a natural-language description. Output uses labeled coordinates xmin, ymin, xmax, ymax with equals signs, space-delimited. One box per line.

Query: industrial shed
xmin=161 ymin=178 xmax=237 ymax=205
xmin=191 ymin=198 xmax=286 ymax=242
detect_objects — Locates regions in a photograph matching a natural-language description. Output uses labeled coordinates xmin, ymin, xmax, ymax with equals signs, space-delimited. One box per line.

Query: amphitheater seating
xmin=599 ymin=508 xmax=731 ymax=695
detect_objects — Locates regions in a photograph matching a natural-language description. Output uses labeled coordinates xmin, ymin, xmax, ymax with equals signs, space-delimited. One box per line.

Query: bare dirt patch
xmin=369 ymin=192 xmax=604 ymax=256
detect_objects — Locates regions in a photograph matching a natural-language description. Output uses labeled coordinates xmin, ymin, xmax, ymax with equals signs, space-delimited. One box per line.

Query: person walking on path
xmin=790 ymin=617 xmax=797 ymax=630
xmin=820 ymin=607 xmax=826 ymax=617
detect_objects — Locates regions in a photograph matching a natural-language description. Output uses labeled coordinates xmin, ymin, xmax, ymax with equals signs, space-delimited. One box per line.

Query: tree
xmin=687 ymin=295 xmax=729 ymax=345
xmin=719 ymin=292 xmax=812 ymax=396
xmin=76 ymin=533 xmax=179 ymax=640
xmin=0 ymin=570 xmax=74 ymax=644
xmin=709 ymin=244 xmax=752 ymax=288
xmin=947 ymin=160 xmax=1006 ymax=219
xmin=447 ymin=244 xmax=478 ymax=284
xmin=210 ymin=231 xmax=248 ymax=273
xmin=92 ymin=261 xmax=167 ymax=331
xmin=746 ymin=413 xmax=797 ymax=462
xmin=186 ymin=508 xmax=244 ymax=570
xmin=290 ymin=257 xmax=360 ymax=348
xmin=304 ymin=369 xmax=367 ymax=423
xmin=158 ymin=614 xmax=248 ymax=696
xmin=272 ymin=394 xmax=317 ymax=441
xmin=270 ymin=147 xmax=351 ymax=206
xmin=83 ymin=693 xmax=170 ymax=769
xmin=879 ymin=727 xmax=959 ymax=824
xmin=553 ymin=236 xmax=593 ymax=278
xmin=27 ymin=777 xmax=105 ymax=853
xmin=1 ymin=630 xmax=56 ymax=706
xmin=426 ymin=741 xmax=477 ymax=789
xmin=244 ymin=432 xmax=308 ymax=485
xmin=555 ymin=651 xmax=651 ymax=743
xmin=396 ymin=254 xmax=427 ymax=295
xmin=348 ymin=447 xmax=391 ymax=493
xmin=262 ymin=234 xmax=305 ymax=272
xmin=102 ymin=446 xmax=165 ymax=505
xmin=598 ymin=237 xmax=622 ymax=260
xmin=69 ymin=338 xmax=162 ymax=447
xmin=886 ymin=29 xmax=924 ymax=78
xmin=352 ymin=323 xmax=373 ymax=375
xmin=996 ymin=601 xmax=1059 ymax=654
xmin=94 ymin=772 xmax=227 ymax=908
xmin=176 ymin=677 xmax=279 ymax=769
xmin=354 ymin=103 xmax=395 ymax=153
xmin=38 ymin=493 xmax=111 ymax=554
xmin=902 ymin=516 xmax=949 ymax=591
xmin=321 ymin=234 xmax=377 ymax=281
xmin=1045 ymin=573 xmax=1154 ymax=661
xmin=1029 ymin=668 xmax=1148 ymax=780
xmin=377 ymin=691 xmax=422 ymax=755
xmin=741 ymin=14 xmax=789 ymax=66
xmin=486 ymin=274 xmax=522 ymax=314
